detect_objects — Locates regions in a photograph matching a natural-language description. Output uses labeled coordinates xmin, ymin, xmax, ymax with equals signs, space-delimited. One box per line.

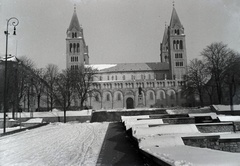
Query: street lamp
xmin=3 ymin=17 xmax=19 ymax=133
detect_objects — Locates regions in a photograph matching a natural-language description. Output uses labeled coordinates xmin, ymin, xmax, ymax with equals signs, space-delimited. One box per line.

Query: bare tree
xmin=71 ymin=66 xmax=97 ymax=110
xmin=223 ymin=57 xmax=240 ymax=110
xmin=45 ymin=64 xmax=58 ymax=111
xmin=201 ymin=42 xmax=237 ymax=104
xmin=54 ymin=69 xmax=74 ymax=123
xmin=183 ymin=58 xmax=209 ymax=107
xmin=33 ymin=68 xmax=46 ymax=111
xmin=17 ymin=56 xmax=36 ymax=113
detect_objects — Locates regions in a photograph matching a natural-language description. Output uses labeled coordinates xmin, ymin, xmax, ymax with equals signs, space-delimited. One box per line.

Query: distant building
xmin=66 ymin=6 xmax=187 ymax=109
xmin=0 ymin=56 xmax=20 ymax=113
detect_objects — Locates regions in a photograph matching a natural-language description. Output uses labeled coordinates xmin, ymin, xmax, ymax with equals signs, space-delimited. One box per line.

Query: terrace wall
xmin=196 ymin=123 xmax=234 ymax=133
xmin=183 ymin=136 xmax=240 ymax=153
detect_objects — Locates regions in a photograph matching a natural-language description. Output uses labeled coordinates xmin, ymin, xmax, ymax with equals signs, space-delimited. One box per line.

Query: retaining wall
xmin=196 ymin=123 xmax=234 ymax=133
xmin=183 ymin=136 xmax=240 ymax=153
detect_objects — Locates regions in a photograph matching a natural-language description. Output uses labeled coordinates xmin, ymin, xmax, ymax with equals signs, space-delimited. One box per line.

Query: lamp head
xmin=13 ymin=26 xmax=16 ymax=35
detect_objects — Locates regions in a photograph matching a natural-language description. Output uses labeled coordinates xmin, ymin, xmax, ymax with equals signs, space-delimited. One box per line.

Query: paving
xmin=97 ymin=122 xmax=154 ymax=166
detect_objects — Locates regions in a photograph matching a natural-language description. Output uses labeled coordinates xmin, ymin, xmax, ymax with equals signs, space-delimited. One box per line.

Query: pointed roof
xmin=68 ymin=8 xmax=81 ymax=31
xmin=162 ymin=26 xmax=168 ymax=45
xmin=169 ymin=7 xmax=182 ymax=28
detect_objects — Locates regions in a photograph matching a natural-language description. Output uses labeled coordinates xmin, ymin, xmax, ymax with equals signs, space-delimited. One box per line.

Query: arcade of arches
xmin=85 ymin=89 xmax=184 ymax=110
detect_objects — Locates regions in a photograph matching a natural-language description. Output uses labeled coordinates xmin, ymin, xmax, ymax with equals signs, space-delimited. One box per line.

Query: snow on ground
xmin=188 ymin=112 xmax=219 ymax=119
xmin=218 ymin=116 xmax=240 ymax=122
xmin=213 ymin=105 xmax=240 ymax=111
xmin=143 ymin=145 xmax=240 ymax=166
xmin=133 ymin=124 xmax=200 ymax=139
xmin=24 ymin=118 xmax=43 ymax=123
xmin=166 ymin=107 xmax=211 ymax=114
xmin=0 ymin=110 xmax=92 ymax=119
xmin=125 ymin=119 xmax=164 ymax=130
xmin=0 ymin=122 xmax=109 ymax=166
xmin=0 ymin=126 xmax=25 ymax=133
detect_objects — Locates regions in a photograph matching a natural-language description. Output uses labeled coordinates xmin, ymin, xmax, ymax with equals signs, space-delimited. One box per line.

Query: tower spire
xmin=74 ymin=4 xmax=76 ymax=12
xmin=173 ymin=0 xmax=175 ymax=8
xmin=68 ymin=5 xmax=81 ymax=31
xmin=169 ymin=5 xmax=182 ymax=28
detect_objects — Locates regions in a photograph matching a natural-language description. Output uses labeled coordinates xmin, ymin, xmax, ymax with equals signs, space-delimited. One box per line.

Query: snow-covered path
xmin=0 ymin=122 xmax=109 ymax=166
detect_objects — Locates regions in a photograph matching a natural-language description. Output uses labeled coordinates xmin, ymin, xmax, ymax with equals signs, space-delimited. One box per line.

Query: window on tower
xmin=77 ymin=43 xmax=80 ymax=52
xmin=173 ymin=41 xmax=176 ymax=49
xmin=70 ymin=43 xmax=72 ymax=53
xmin=176 ymin=62 xmax=184 ymax=67
xmin=73 ymin=43 xmax=76 ymax=53
xmin=180 ymin=40 xmax=183 ymax=49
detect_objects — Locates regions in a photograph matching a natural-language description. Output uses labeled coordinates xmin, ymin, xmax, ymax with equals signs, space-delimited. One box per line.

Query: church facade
xmin=66 ymin=6 xmax=187 ymax=110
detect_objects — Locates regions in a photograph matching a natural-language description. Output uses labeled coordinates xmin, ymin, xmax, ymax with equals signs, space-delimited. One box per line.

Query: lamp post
xmin=3 ymin=17 xmax=19 ymax=133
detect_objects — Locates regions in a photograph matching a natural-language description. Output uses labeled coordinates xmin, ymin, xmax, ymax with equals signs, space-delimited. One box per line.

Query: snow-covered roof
xmin=0 ymin=55 xmax=19 ymax=62
xmin=87 ymin=62 xmax=169 ymax=73
xmin=86 ymin=64 xmax=117 ymax=70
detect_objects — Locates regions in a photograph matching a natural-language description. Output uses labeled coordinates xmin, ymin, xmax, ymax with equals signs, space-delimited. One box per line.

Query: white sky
xmin=0 ymin=0 xmax=240 ymax=69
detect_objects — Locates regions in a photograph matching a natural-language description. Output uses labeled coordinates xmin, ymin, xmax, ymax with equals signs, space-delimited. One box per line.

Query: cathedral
xmin=66 ymin=6 xmax=187 ymax=110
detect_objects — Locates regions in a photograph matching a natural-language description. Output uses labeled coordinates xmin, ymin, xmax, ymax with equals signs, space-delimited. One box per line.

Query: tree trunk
xmin=229 ymin=83 xmax=233 ymax=112
xmin=64 ymin=106 xmax=66 ymax=123
xmin=37 ymin=94 xmax=40 ymax=111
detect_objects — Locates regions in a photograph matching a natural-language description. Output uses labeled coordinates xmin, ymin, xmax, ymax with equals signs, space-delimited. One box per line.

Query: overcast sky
xmin=1 ymin=0 xmax=240 ymax=69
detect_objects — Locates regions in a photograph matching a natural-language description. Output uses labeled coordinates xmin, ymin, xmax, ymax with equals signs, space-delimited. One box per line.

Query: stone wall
xmin=162 ymin=117 xmax=195 ymax=124
xmin=196 ymin=123 xmax=234 ymax=133
xmin=233 ymin=122 xmax=240 ymax=131
xmin=183 ymin=136 xmax=240 ymax=153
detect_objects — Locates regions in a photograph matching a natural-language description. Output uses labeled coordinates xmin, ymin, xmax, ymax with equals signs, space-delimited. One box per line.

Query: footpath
xmin=96 ymin=122 xmax=154 ymax=166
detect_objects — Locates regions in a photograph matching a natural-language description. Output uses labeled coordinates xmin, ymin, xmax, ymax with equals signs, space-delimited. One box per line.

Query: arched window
xmin=180 ymin=40 xmax=183 ymax=49
xmin=115 ymin=75 xmax=117 ymax=80
xmin=106 ymin=94 xmax=110 ymax=101
xmin=77 ymin=43 xmax=80 ymax=52
xmin=99 ymin=76 xmax=102 ymax=81
xmin=150 ymin=92 xmax=154 ymax=100
xmin=72 ymin=33 xmax=74 ymax=38
xmin=176 ymin=40 xmax=179 ymax=50
xmin=117 ymin=93 xmax=121 ymax=101
xmin=173 ymin=40 xmax=176 ymax=50
xmin=73 ymin=43 xmax=76 ymax=53
xmin=75 ymin=32 xmax=77 ymax=38
xmin=95 ymin=94 xmax=99 ymax=102
xmin=70 ymin=43 xmax=72 ymax=53
xmin=160 ymin=91 xmax=165 ymax=100
xmin=149 ymin=74 xmax=151 ymax=80
xmin=123 ymin=75 xmax=125 ymax=80
xmin=170 ymin=91 xmax=175 ymax=100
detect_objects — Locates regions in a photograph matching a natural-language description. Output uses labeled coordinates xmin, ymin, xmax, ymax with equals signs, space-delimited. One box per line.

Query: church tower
xmin=160 ymin=5 xmax=187 ymax=80
xmin=168 ymin=6 xmax=187 ymax=79
xmin=160 ymin=25 xmax=169 ymax=63
xmin=66 ymin=6 xmax=89 ymax=69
